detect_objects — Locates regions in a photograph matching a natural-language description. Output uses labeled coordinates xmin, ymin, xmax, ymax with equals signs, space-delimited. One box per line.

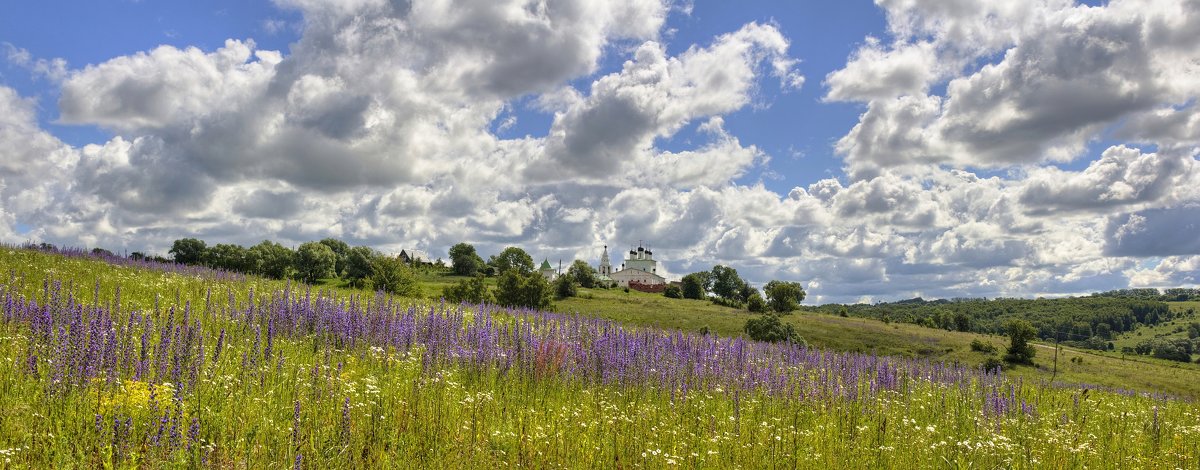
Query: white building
xmin=602 ymin=243 xmax=666 ymax=288
xmin=539 ymin=259 xmax=558 ymax=281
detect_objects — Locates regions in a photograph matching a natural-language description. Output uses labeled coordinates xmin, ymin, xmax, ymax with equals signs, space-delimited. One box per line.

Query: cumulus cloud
xmin=830 ymin=0 xmax=1200 ymax=175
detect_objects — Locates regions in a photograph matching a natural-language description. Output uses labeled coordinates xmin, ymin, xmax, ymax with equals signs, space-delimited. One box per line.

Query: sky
xmin=1 ymin=0 xmax=1199 ymax=304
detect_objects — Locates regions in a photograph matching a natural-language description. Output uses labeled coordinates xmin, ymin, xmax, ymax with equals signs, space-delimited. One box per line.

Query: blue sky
xmin=1 ymin=0 xmax=1198 ymax=303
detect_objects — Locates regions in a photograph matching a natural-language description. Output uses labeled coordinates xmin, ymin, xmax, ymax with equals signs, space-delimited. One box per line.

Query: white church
xmin=597 ymin=243 xmax=667 ymax=289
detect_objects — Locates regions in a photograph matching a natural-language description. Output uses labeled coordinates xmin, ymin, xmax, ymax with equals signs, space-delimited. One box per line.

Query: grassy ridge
xmin=1 ymin=248 xmax=1198 ymax=468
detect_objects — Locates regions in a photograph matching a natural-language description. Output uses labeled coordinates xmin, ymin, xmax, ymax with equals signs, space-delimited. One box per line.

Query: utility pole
xmin=1051 ymin=330 xmax=1061 ymax=383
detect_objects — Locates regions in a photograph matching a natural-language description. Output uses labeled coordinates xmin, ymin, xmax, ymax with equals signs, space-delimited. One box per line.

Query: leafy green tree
xmin=368 ymin=256 xmax=420 ymax=296
xmin=489 ymin=247 xmax=535 ymax=275
xmin=319 ymin=238 xmax=350 ymax=276
xmin=1003 ymin=319 xmax=1038 ymax=365
xmin=443 ymin=275 xmax=491 ymax=304
xmin=746 ymin=289 xmax=767 ymax=313
xmin=344 ymin=246 xmax=377 ymax=288
xmin=710 ymin=265 xmax=746 ymax=301
xmin=681 ymin=272 xmax=710 ymax=300
xmin=494 ymin=271 xmax=552 ymax=310
xmin=448 ymin=243 xmax=485 ymax=276
xmin=554 ymin=274 xmax=577 ymax=300
xmin=169 ymin=238 xmax=208 ymax=265
xmin=249 ymin=241 xmax=295 ymax=280
xmin=207 ymin=243 xmax=253 ymax=272
xmin=663 ymin=285 xmax=683 ymax=299
xmin=566 ymin=260 xmax=597 ymax=288
xmin=744 ymin=314 xmax=801 ymax=344
xmin=953 ymin=311 xmax=971 ymax=332
xmin=91 ymin=247 xmax=114 ymax=257
xmin=764 ymin=281 xmax=806 ymax=313
xmin=296 ymin=242 xmax=337 ymax=284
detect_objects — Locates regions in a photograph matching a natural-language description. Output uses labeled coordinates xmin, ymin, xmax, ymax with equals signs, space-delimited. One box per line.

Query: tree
xmin=207 ymin=243 xmax=253 ymax=273
xmin=443 ymin=275 xmax=491 ymax=304
xmin=369 ymin=256 xmax=420 ymax=296
xmin=681 ymin=272 xmax=710 ymax=300
xmin=296 ymin=242 xmax=337 ymax=284
xmin=448 ymin=243 xmax=485 ymax=276
xmin=952 ymin=311 xmax=971 ymax=332
xmin=763 ymin=281 xmax=806 ymax=313
xmin=566 ymin=260 xmax=597 ymax=288
xmin=169 ymin=238 xmax=208 ymax=265
xmin=91 ymin=247 xmax=114 ymax=257
xmin=489 ymin=247 xmax=535 ymax=275
xmin=1003 ymin=319 xmax=1038 ymax=364
xmin=746 ymin=290 xmax=767 ymax=313
xmin=319 ymin=238 xmax=351 ymax=276
xmin=249 ymin=241 xmax=295 ymax=279
xmin=554 ymin=274 xmax=577 ymax=300
xmin=710 ymin=265 xmax=746 ymax=301
xmin=344 ymin=246 xmax=377 ymax=288
xmin=494 ymin=271 xmax=552 ymax=310
xmin=744 ymin=313 xmax=801 ymax=344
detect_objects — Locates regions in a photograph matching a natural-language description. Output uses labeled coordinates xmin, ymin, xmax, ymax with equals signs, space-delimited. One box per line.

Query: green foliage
xmin=319 ymin=238 xmax=351 ymax=276
xmin=442 ymin=275 xmax=491 ymax=304
xmin=169 ymin=238 xmax=207 ymax=265
xmin=368 ymin=256 xmax=420 ymax=297
xmin=710 ymin=265 xmax=746 ymax=302
xmin=663 ymin=284 xmax=683 ymax=299
xmin=249 ymin=240 xmax=295 ymax=280
xmin=1004 ymin=319 xmax=1038 ymax=364
xmin=206 ymin=243 xmax=255 ymax=273
xmin=554 ymin=274 xmax=577 ymax=300
xmin=811 ymin=296 xmax=1172 ymax=338
xmin=744 ymin=313 xmax=801 ymax=343
xmin=763 ymin=280 xmax=805 ymax=313
xmin=681 ymin=272 xmax=709 ymax=300
xmin=970 ymin=339 xmax=997 ymax=354
xmin=296 ymin=241 xmax=337 ymax=284
xmin=344 ymin=246 xmax=376 ymax=288
xmin=494 ymin=270 xmax=552 ymax=310
xmin=567 ymin=260 xmax=597 ymax=288
xmin=983 ymin=357 xmax=1004 ymax=372
xmin=489 ymin=246 xmax=535 ymax=275
xmin=448 ymin=242 xmax=485 ymax=276
xmin=746 ymin=290 xmax=767 ymax=313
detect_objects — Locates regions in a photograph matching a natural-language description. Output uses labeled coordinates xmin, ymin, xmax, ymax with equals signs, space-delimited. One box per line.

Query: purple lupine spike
xmin=213 ymin=328 xmax=226 ymax=362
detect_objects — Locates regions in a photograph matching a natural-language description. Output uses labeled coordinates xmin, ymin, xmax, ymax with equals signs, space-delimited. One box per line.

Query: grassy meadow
xmin=1 ymin=247 xmax=1198 ymax=468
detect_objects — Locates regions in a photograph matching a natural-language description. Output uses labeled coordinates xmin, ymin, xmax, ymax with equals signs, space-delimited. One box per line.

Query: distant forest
xmin=810 ymin=296 xmax=1185 ymax=346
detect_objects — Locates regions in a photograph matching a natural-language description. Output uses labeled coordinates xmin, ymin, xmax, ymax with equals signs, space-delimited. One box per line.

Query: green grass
xmin=557 ymin=286 xmax=1200 ymax=399
xmin=2 ymin=249 xmax=1199 ymax=467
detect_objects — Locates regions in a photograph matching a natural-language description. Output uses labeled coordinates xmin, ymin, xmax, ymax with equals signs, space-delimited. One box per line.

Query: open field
xmin=1 ymin=248 xmax=1198 ymax=467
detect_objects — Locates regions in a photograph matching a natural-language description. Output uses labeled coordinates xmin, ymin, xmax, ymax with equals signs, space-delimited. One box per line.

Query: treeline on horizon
xmin=810 ymin=296 xmax=1200 ymax=362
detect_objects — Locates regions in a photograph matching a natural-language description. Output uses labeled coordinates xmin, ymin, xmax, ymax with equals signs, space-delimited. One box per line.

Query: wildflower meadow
xmin=0 ymin=247 xmax=1196 ymax=468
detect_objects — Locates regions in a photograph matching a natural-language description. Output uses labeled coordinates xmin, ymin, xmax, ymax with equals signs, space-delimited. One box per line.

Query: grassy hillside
xmin=555 ymin=285 xmax=1200 ymax=399
xmin=1 ymin=248 xmax=1198 ymax=468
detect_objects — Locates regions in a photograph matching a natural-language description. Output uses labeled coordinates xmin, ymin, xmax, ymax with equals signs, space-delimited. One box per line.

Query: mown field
xmin=1 ymin=247 xmax=1198 ymax=468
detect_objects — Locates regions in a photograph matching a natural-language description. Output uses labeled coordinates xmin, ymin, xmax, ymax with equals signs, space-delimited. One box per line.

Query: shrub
xmin=982 ymin=357 xmax=1004 ymax=372
xmin=970 ymin=339 xmax=997 ymax=354
xmin=1003 ymin=319 xmax=1037 ymax=365
xmin=744 ymin=314 xmax=800 ymax=344
xmin=494 ymin=271 xmax=552 ymax=310
xmin=443 ymin=275 xmax=491 ymax=304
xmin=747 ymin=292 xmax=767 ymax=313
xmin=554 ymin=275 xmax=577 ymax=300
xmin=663 ymin=285 xmax=683 ymax=299
xmin=368 ymin=256 xmax=420 ymax=297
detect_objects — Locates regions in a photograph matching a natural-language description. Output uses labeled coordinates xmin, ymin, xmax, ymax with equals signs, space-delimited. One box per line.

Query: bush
xmin=554 ymin=275 xmax=577 ymax=300
xmin=443 ymin=275 xmax=491 ymax=304
xmin=982 ymin=357 xmax=1004 ymax=372
xmin=494 ymin=271 xmax=552 ymax=310
xmin=970 ymin=339 xmax=997 ymax=354
xmin=747 ymin=292 xmax=767 ymax=313
xmin=764 ymin=281 xmax=805 ymax=313
xmin=663 ymin=285 xmax=683 ymax=299
xmin=368 ymin=257 xmax=420 ymax=297
xmin=744 ymin=314 xmax=800 ymax=344
xmin=698 ymin=325 xmax=710 ymax=336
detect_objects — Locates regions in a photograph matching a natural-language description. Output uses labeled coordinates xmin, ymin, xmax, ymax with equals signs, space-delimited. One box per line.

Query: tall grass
xmin=0 ymin=247 xmax=1196 ymax=468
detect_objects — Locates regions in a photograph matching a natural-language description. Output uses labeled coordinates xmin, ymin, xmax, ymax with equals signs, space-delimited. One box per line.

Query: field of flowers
xmin=0 ymin=247 xmax=1197 ymax=468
